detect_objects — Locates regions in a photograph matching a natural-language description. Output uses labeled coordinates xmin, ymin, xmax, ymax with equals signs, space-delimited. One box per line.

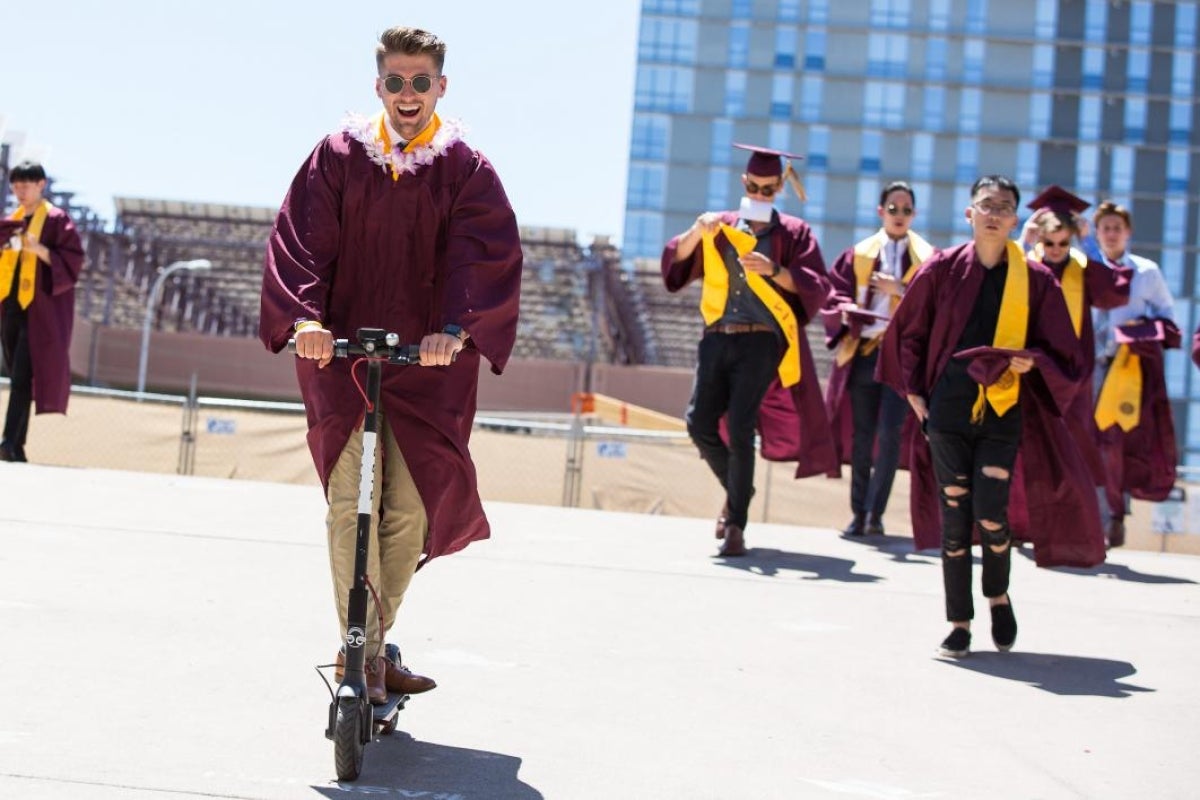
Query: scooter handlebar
xmin=285 ymin=338 xmax=439 ymax=365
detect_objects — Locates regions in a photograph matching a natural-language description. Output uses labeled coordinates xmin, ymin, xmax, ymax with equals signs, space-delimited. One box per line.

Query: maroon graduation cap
xmin=1027 ymin=185 xmax=1091 ymax=216
xmin=0 ymin=219 xmax=24 ymax=240
xmin=732 ymin=143 xmax=807 ymax=200
xmin=1114 ymin=319 xmax=1166 ymax=344
xmin=953 ymin=346 xmax=1036 ymax=387
xmin=732 ymin=142 xmax=804 ymax=177
xmin=820 ymin=303 xmax=889 ymax=337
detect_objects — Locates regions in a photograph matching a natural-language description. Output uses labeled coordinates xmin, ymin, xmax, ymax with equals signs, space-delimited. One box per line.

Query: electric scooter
xmin=289 ymin=327 xmax=429 ymax=781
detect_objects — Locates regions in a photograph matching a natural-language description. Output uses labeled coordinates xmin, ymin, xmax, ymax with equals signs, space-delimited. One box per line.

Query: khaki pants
xmin=326 ymin=416 xmax=427 ymax=654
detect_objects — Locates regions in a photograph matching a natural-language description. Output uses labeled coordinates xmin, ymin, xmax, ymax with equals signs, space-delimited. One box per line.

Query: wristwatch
xmin=442 ymin=323 xmax=469 ymax=342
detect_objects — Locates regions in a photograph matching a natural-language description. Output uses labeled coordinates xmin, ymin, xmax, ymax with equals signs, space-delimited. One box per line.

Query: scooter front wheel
xmin=333 ymin=697 xmax=365 ymax=781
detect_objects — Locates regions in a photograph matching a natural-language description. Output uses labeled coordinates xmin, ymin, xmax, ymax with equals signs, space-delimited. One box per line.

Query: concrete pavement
xmin=1 ymin=463 xmax=1198 ymax=799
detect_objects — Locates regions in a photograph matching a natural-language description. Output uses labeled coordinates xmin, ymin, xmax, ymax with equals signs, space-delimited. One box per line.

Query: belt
xmin=704 ymin=322 xmax=776 ymax=335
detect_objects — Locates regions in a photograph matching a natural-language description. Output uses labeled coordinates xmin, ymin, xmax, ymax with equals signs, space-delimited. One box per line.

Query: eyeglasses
xmin=885 ymin=204 xmax=914 ymax=217
xmin=382 ymin=74 xmax=435 ymax=94
xmin=1042 ymin=238 xmax=1072 ymax=249
xmin=744 ymin=180 xmax=781 ymax=198
xmin=972 ymin=201 xmax=1016 ymax=217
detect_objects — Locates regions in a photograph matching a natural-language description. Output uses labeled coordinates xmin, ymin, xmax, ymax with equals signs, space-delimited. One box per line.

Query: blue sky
xmin=3 ymin=0 xmax=640 ymax=244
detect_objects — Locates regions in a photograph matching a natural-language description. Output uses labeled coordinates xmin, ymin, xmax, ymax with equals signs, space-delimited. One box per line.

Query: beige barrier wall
xmin=22 ymin=391 xmax=1200 ymax=556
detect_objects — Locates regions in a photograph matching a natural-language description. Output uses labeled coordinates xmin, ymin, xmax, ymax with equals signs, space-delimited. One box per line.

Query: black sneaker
xmin=991 ymin=600 xmax=1017 ymax=652
xmin=938 ymin=627 xmax=971 ymax=658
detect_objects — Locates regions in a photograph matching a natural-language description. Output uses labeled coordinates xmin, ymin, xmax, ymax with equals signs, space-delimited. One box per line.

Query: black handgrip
xmin=285 ymin=339 xmax=433 ymax=364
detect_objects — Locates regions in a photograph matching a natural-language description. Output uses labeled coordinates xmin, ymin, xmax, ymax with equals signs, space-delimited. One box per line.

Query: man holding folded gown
xmin=824 ymin=180 xmax=934 ymax=537
xmin=878 ymin=175 xmax=1102 ymax=659
xmin=1089 ymin=199 xmax=1179 ymax=548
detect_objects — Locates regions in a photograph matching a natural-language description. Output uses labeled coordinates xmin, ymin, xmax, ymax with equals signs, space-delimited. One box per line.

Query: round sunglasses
xmin=382 ymin=74 xmax=435 ymax=94
xmin=744 ymin=180 xmax=781 ymax=198
xmin=885 ymin=203 xmax=915 ymax=217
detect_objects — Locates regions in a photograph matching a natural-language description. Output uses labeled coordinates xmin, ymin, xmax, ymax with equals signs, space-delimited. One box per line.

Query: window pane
xmin=631 ymin=114 xmax=671 ymax=160
xmin=711 ymin=118 xmax=733 ymax=165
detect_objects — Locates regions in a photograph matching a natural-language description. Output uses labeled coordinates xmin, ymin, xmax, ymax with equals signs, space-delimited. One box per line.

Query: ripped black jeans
xmin=927 ymin=422 xmax=1020 ymax=622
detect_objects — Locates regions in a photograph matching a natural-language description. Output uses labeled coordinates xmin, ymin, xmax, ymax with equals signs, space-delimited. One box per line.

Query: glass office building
xmin=624 ymin=0 xmax=1200 ymax=464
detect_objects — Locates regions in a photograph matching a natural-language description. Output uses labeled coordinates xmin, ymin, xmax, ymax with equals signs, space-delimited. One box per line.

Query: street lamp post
xmin=137 ymin=259 xmax=212 ymax=397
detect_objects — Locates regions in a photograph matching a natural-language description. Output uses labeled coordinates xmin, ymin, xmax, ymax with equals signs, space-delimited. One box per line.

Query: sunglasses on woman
xmin=885 ymin=204 xmax=914 ymax=217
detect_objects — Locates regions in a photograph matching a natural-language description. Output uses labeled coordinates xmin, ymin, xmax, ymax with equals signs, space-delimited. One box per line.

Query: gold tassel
xmin=783 ymin=162 xmax=807 ymax=202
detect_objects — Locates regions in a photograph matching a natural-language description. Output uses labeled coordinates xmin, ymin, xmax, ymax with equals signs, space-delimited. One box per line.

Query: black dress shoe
xmin=843 ymin=515 xmax=865 ymax=536
xmin=718 ymin=524 xmax=747 ymax=556
xmin=864 ymin=515 xmax=885 ymax=536
xmin=1106 ymin=519 xmax=1126 ymax=549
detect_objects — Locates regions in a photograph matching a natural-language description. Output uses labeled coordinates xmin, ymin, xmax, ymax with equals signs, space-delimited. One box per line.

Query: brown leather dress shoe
xmin=384 ymin=659 xmax=437 ymax=694
xmin=334 ymin=651 xmax=388 ymax=704
xmin=719 ymin=524 xmax=747 ymax=557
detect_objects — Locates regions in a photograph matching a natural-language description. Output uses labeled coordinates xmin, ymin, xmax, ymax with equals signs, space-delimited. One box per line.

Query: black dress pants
xmin=847 ymin=348 xmax=908 ymax=520
xmin=927 ymin=415 xmax=1020 ymax=622
xmin=0 ymin=304 xmax=32 ymax=458
xmin=686 ymin=331 xmax=780 ymax=529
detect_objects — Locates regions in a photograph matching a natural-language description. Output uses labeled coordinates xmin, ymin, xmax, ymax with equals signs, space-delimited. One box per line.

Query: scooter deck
xmin=373 ymin=692 xmax=408 ymax=724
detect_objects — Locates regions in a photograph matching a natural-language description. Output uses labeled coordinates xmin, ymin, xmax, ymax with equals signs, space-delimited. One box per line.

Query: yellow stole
xmin=970 ymin=241 xmax=1030 ymax=423
xmin=835 ymin=229 xmax=934 ymax=366
xmin=0 ymin=201 xmax=51 ymax=309
xmin=376 ymin=113 xmax=442 ymax=181
xmin=1094 ymin=345 xmax=1142 ymax=432
xmin=698 ymin=224 xmax=802 ymax=387
xmin=1034 ymin=244 xmax=1087 ymax=338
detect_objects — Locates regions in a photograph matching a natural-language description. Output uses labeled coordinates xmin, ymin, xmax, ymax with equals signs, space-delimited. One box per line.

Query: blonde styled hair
xmin=1093 ymin=199 xmax=1133 ymax=232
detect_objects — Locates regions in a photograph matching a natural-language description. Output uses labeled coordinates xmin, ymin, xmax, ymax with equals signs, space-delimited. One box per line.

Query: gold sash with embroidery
xmin=1034 ymin=244 xmax=1087 ymax=338
xmin=834 ymin=229 xmax=934 ymax=366
xmin=699 ymin=224 xmax=801 ymax=387
xmin=0 ymin=200 xmax=51 ymax=309
xmin=1094 ymin=346 xmax=1142 ymax=432
xmin=970 ymin=240 xmax=1030 ymax=423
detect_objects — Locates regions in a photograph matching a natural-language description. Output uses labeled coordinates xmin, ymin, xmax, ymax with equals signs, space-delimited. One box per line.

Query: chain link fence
xmin=8 ymin=379 xmax=1200 ymax=554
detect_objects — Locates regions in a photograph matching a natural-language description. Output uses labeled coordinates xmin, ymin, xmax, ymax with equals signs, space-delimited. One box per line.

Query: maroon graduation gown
xmin=661 ymin=211 xmax=838 ymax=478
xmin=822 ymin=243 xmax=918 ymax=476
xmin=259 ymin=129 xmax=522 ymax=564
xmin=1098 ymin=318 xmax=1181 ymax=509
xmin=1192 ymin=324 xmax=1200 ymax=369
xmin=3 ymin=206 xmax=84 ymax=414
xmin=1045 ymin=256 xmax=1131 ymax=484
xmin=877 ymin=242 xmax=1105 ymax=568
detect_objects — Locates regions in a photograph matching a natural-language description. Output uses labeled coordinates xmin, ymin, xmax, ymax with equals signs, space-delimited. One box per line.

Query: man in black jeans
xmin=823 ymin=181 xmax=935 ymax=536
xmin=661 ymin=144 xmax=829 ymax=556
xmin=879 ymin=175 xmax=1086 ymax=657
xmin=0 ymin=161 xmax=84 ymax=462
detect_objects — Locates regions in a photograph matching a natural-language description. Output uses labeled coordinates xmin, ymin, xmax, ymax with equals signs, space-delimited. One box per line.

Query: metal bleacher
xmin=55 ymin=189 xmax=823 ymax=376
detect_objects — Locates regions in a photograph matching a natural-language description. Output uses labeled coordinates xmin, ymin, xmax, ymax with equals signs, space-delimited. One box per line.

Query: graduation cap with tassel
xmin=733 ymin=142 xmax=807 ymax=202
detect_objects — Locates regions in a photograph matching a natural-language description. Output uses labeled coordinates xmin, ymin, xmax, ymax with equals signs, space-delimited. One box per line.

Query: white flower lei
xmin=341 ymin=113 xmax=467 ymax=177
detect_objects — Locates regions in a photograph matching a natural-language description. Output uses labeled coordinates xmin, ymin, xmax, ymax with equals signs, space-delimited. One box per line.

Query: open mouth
xmin=396 ymin=105 xmax=421 ymax=118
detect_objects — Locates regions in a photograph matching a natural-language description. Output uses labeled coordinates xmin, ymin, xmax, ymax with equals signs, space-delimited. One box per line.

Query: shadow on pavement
xmin=312 ymin=732 xmax=543 ymax=799
xmin=1017 ymin=548 xmax=1198 ymax=584
xmin=939 ymin=652 xmax=1155 ymax=698
xmin=715 ymin=548 xmax=884 ymax=582
xmin=839 ymin=532 xmax=940 ymax=565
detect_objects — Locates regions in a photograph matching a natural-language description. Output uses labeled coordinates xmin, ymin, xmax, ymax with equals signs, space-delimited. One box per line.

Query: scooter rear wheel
xmin=333 ymin=697 xmax=365 ymax=781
